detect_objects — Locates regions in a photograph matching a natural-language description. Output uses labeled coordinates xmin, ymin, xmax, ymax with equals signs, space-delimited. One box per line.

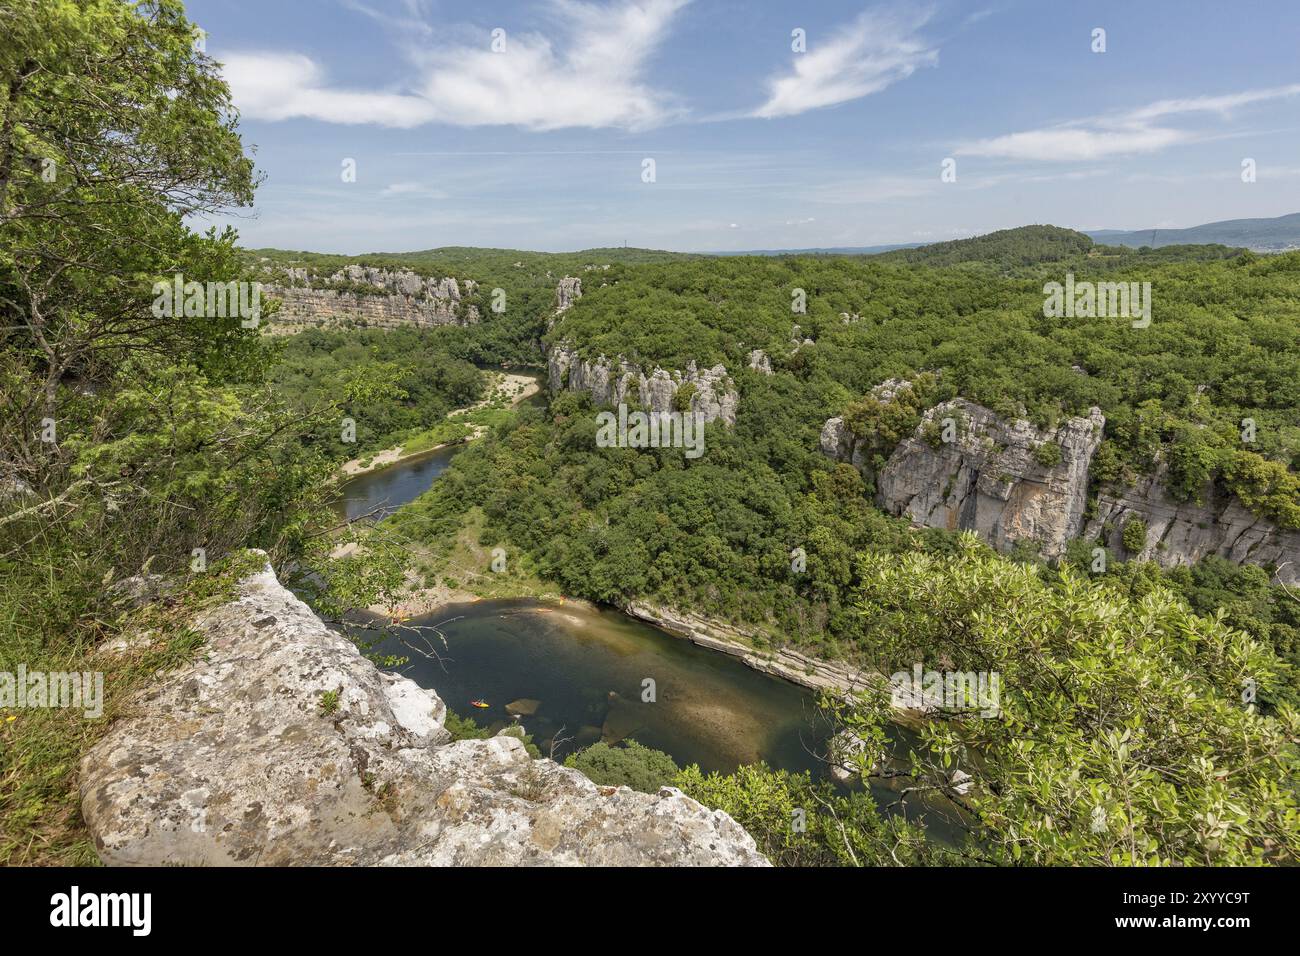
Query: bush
xmin=1033 ymin=441 xmax=1062 ymax=467
xmin=1122 ymin=516 xmax=1149 ymax=553
xmin=564 ymin=740 xmax=680 ymax=793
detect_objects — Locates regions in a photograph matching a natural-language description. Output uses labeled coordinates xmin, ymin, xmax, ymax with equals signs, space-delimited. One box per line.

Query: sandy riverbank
xmin=340 ymin=371 xmax=541 ymax=478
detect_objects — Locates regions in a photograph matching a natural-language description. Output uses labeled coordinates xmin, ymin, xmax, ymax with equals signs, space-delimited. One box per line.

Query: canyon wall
xmin=872 ymin=399 xmax=1105 ymax=558
xmin=1084 ymin=471 xmax=1300 ymax=584
xmin=822 ymin=387 xmax=1297 ymax=580
xmin=265 ymin=266 xmax=479 ymax=331
xmin=80 ymin=559 xmax=767 ymax=867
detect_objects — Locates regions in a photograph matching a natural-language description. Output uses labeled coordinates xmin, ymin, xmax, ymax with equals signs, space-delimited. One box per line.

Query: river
xmin=337 ymin=433 xmax=966 ymax=835
xmin=337 ymin=444 xmax=463 ymax=521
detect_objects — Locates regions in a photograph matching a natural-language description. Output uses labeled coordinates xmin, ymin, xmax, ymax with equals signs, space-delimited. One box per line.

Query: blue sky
xmin=188 ymin=0 xmax=1300 ymax=253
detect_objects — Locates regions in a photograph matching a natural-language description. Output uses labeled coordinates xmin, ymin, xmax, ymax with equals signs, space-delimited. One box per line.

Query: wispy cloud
xmin=752 ymin=6 xmax=938 ymax=119
xmin=958 ymin=83 xmax=1300 ymax=161
xmin=221 ymin=0 xmax=690 ymax=131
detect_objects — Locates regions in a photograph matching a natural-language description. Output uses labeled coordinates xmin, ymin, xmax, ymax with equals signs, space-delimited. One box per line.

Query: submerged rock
xmin=79 ymin=558 xmax=768 ymax=867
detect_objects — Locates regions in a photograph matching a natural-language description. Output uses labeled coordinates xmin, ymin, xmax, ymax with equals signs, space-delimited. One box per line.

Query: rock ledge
xmin=80 ymin=560 xmax=767 ymax=867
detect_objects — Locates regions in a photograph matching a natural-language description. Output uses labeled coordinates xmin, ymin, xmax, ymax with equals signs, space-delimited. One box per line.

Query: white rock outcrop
xmin=79 ymin=561 xmax=768 ymax=867
xmin=265 ymin=266 xmax=477 ymax=330
xmin=823 ymin=394 xmax=1105 ymax=559
xmin=546 ymin=344 xmax=739 ymax=426
xmin=1084 ymin=470 xmax=1300 ymax=584
xmin=874 ymin=399 xmax=1105 ymax=558
xmin=555 ymin=276 xmax=582 ymax=313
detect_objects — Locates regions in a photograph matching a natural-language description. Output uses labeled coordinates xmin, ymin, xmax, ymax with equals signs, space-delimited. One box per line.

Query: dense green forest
xmin=269 ymin=328 xmax=484 ymax=459
xmin=542 ymin=242 xmax=1300 ymax=523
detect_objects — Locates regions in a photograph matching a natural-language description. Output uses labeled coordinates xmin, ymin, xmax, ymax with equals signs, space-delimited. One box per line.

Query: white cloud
xmin=753 ymin=7 xmax=938 ymax=119
xmin=221 ymin=53 xmax=438 ymax=127
xmin=221 ymin=0 xmax=690 ymax=131
xmin=379 ymin=182 xmax=449 ymax=199
xmin=959 ymin=83 xmax=1300 ymax=161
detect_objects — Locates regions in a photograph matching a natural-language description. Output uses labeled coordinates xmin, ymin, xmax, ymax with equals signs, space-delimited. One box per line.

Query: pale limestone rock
xmin=263 ymin=267 xmax=475 ymax=331
xmin=874 ymin=399 xmax=1105 ymax=558
xmin=80 ymin=559 xmax=766 ymax=867
xmin=1084 ymin=469 xmax=1300 ymax=584
xmin=545 ymin=344 xmax=738 ymax=426
xmin=555 ymin=276 xmax=582 ymax=313
xmin=822 ymin=387 xmax=1105 ymax=559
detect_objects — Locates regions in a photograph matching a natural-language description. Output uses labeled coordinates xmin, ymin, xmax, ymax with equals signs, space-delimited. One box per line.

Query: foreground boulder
xmin=80 ymin=561 xmax=767 ymax=867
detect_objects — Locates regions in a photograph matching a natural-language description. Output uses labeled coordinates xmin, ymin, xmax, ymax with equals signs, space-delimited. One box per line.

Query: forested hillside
xmin=546 ymin=238 xmax=1300 ymax=508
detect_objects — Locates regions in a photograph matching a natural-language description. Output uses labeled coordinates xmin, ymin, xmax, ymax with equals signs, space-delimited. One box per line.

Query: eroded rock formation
xmin=265 ymin=266 xmax=479 ymax=331
xmin=823 ymin=385 xmax=1297 ymax=579
xmin=555 ymin=276 xmax=582 ymax=313
xmin=79 ymin=560 xmax=767 ymax=867
xmin=823 ymin=395 xmax=1105 ymax=558
xmin=1084 ymin=470 xmax=1300 ymax=584
xmin=546 ymin=344 xmax=739 ymax=426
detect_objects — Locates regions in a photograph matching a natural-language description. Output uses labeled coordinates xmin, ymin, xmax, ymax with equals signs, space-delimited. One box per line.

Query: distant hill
xmin=870 ymin=224 xmax=1095 ymax=267
xmin=705 ymin=242 xmax=925 ymax=257
xmin=1087 ymin=212 xmax=1300 ymax=252
xmin=245 ymin=245 xmax=696 ymax=275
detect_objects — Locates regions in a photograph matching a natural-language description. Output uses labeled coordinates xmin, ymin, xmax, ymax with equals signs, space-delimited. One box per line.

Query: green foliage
xmin=0 ymin=0 xmax=409 ymax=863
xmin=838 ymin=537 xmax=1300 ymax=865
xmin=842 ymin=374 xmax=941 ymax=463
xmin=269 ymin=327 xmax=484 ymax=460
xmin=873 ymin=224 xmax=1096 ymax=268
xmin=443 ymin=709 xmax=491 ymax=741
xmin=546 ymin=240 xmax=1300 ymax=526
xmin=318 ymin=689 xmax=341 ymax=716
xmin=1033 ymin=441 xmax=1062 ymax=467
xmin=676 ymin=762 xmax=951 ymax=866
xmin=1122 ymin=516 xmax=1149 ymax=553
xmin=564 ymin=740 xmax=681 ymax=793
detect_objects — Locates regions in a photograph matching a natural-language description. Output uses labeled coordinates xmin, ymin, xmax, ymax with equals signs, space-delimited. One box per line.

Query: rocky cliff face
xmin=79 ymin=560 xmax=767 ymax=867
xmin=546 ymin=344 xmax=739 ymax=426
xmin=876 ymin=400 xmax=1105 ymax=558
xmin=824 ymin=388 xmax=1298 ymax=579
xmin=823 ymin=396 xmax=1105 ymax=559
xmin=1084 ymin=471 xmax=1300 ymax=584
xmin=266 ymin=266 xmax=479 ymax=331
xmin=555 ymin=276 xmax=582 ymax=313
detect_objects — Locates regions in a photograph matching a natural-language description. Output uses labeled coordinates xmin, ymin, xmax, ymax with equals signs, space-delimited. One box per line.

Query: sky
xmin=187 ymin=0 xmax=1300 ymax=253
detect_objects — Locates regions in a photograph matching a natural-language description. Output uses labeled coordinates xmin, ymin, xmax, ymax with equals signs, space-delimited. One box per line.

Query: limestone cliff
xmin=265 ymin=265 xmax=479 ymax=331
xmin=1084 ymin=471 xmax=1300 ymax=584
xmin=823 ymin=387 xmax=1297 ymax=580
xmin=79 ymin=560 xmax=767 ymax=867
xmin=555 ymin=276 xmax=582 ymax=313
xmin=823 ymin=395 xmax=1105 ymax=559
xmin=546 ymin=344 xmax=739 ymax=426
